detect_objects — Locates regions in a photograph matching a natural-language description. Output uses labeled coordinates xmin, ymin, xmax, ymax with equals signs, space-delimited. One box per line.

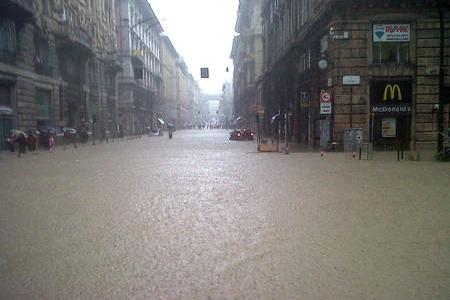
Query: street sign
xmin=200 ymin=68 xmax=209 ymax=78
xmin=343 ymin=75 xmax=360 ymax=85
xmin=321 ymin=91 xmax=331 ymax=102
xmin=320 ymin=90 xmax=332 ymax=115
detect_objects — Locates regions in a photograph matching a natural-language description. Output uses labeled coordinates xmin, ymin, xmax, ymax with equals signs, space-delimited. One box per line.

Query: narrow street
xmin=0 ymin=130 xmax=449 ymax=299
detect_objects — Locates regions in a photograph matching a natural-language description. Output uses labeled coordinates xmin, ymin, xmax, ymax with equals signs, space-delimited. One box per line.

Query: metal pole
xmin=277 ymin=109 xmax=281 ymax=152
xmin=370 ymin=113 xmax=374 ymax=160
xmin=285 ymin=112 xmax=289 ymax=154
xmin=437 ymin=0 xmax=444 ymax=153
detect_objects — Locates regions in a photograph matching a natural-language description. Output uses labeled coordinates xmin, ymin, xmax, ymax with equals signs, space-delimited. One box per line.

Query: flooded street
xmin=0 ymin=130 xmax=449 ymax=299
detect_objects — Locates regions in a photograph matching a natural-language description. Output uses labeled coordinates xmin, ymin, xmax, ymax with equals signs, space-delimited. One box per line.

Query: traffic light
xmin=200 ymin=68 xmax=209 ymax=78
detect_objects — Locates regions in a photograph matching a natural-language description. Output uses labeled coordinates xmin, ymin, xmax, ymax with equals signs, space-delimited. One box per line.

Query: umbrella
xmin=270 ymin=113 xmax=280 ymax=124
xmin=63 ymin=127 xmax=77 ymax=134
xmin=10 ymin=129 xmax=27 ymax=139
xmin=167 ymin=123 xmax=175 ymax=129
xmin=0 ymin=106 xmax=13 ymax=115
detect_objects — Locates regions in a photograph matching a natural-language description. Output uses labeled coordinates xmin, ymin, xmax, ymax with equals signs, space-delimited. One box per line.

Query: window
xmin=372 ymin=24 xmax=410 ymax=64
xmin=0 ymin=84 xmax=12 ymax=107
xmin=373 ymin=42 xmax=409 ymax=64
xmin=301 ymin=0 xmax=309 ymax=25
xmin=36 ymin=89 xmax=52 ymax=121
xmin=0 ymin=19 xmax=17 ymax=54
xmin=34 ymin=37 xmax=50 ymax=65
xmin=298 ymin=49 xmax=311 ymax=74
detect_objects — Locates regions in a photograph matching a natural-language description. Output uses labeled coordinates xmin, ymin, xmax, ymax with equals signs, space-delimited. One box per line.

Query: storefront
xmin=370 ymin=80 xmax=412 ymax=148
xmin=0 ymin=82 xmax=14 ymax=150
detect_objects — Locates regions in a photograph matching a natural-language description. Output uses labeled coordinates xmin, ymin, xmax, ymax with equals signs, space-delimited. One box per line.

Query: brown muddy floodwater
xmin=0 ymin=130 xmax=449 ymax=299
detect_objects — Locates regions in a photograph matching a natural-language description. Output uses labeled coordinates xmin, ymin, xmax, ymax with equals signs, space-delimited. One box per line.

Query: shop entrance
xmin=0 ymin=117 xmax=13 ymax=150
xmin=370 ymin=80 xmax=412 ymax=149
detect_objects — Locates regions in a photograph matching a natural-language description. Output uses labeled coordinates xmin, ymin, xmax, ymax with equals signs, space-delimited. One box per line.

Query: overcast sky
xmin=149 ymin=0 xmax=238 ymax=94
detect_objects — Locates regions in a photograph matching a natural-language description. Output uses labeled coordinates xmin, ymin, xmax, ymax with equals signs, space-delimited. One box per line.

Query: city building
xmin=115 ymin=0 xmax=162 ymax=135
xmin=0 ymin=0 xmax=119 ymax=149
xmin=160 ymin=35 xmax=179 ymax=124
xmin=260 ymin=0 xmax=450 ymax=151
xmin=231 ymin=0 xmax=264 ymax=130
xmin=219 ymin=82 xmax=234 ymax=127
xmin=160 ymin=35 xmax=201 ymax=128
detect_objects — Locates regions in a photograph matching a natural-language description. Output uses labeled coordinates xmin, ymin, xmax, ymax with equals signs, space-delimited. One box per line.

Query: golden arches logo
xmin=383 ymin=84 xmax=402 ymax=101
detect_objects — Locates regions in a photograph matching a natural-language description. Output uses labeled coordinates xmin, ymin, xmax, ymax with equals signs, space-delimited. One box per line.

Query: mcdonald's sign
xmin=370 ymin=80 xmax=411 ymax=115
xmin=383 ymin=84 xmax=402 ymax=101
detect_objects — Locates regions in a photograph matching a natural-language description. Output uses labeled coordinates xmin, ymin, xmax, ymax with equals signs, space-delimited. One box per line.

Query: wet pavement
xmin=0 ymin=130 xmax=449 ymax=299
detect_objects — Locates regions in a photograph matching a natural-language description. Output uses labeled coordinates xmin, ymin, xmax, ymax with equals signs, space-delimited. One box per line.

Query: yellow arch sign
xmin=383 ymin=84 xmax=402 ymax=101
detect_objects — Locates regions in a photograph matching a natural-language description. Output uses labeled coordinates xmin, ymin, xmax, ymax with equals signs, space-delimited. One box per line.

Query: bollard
xmin=359 ymin=147 xmax=362 ymax=160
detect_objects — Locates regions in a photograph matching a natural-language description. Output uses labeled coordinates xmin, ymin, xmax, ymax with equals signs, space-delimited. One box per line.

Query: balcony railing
xmin=35 ymin=62 xmax=53 ymax=77
xmin=2 ymin=0 xmax=35 ymax=19
xmin=0 ymin=49 xmax=16 ymax=65
xmin=55 ymin=22 xmax=94 ymax=53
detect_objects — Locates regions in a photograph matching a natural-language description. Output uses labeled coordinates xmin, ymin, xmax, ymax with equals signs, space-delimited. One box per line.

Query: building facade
xmin=231 ymin=0 xmax=264 ymax=130
xmin=160 ymin=36 xmax=201 ymax=128
xmin=160 ymin=35 xmax=178 ymax=124
xmin=0 ymin=0 xmax=119 ymax=149
xmin=260 ymin=0 xmax=450 ymax=151
xmin=220 ymin=81 xmax=234 ymax=127
xmin=115 ymin=0 xmax=162 ymax=135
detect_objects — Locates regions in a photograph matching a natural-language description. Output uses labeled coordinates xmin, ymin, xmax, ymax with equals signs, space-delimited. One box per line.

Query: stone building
xmin=160 ymin=35 xmax=178 ymax=124
xmin=160 ymin=36 xmax=201 ymax=128
xmin=219 ymin=81 xmax=234 ymax=126
xmin=231 ymin=0 xmax=264 ymax=130
xmin=115 ymin=0 xmax=162 ymax=135
xmin=260 ymin=0 xmax=450 ymax=151
xmin=0 ymin=0 xmax=119 ymax=149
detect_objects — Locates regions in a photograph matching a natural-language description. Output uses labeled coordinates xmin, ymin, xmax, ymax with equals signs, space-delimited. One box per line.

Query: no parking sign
xmin=320 ymin=91 xmax=332 ymax=115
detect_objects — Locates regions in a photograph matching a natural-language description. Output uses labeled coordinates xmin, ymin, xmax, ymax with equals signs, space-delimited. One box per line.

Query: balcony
xmin=0 ymin=49 xmax=16 ymax=65
xmin=35 ymin=62 xmax=53 ymax=77
xmin=0 ymin=0 xmax=35 ymax=22
xmin=131 ymin=49 xmax=145 ymax=67
xmin=54 ymin=22 xmax=94 ymax=56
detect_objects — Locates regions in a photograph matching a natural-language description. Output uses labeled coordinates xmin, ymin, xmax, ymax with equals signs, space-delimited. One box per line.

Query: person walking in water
xmin=48 ymin=133 xmax=55 ymax=152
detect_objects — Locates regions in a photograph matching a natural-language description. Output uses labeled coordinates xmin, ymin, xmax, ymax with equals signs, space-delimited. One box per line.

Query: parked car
xmin=229 ymin=128 xmax=254 ymax=141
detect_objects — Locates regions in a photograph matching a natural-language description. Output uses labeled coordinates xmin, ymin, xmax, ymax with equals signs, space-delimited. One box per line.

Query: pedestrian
xmin=6 ymin=132 xmax=15 ymax=152
xmin=63 ymin=129 xmax=69 ymax=150
xmin=16 ymin=133 xmax=26 ymax=157
xmin=48 ymin=133 xmax=55 ymax=152
xmin=72 ymin=130 xmax=78 ymax=148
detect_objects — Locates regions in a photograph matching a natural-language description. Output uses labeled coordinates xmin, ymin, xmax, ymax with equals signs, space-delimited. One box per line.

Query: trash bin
xmin=344 ymin=128 xmax=363 ymax=152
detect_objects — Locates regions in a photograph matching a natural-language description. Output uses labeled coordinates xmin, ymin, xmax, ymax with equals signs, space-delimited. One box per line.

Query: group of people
xmin=5 ymin=130 xmax=57 ymax=157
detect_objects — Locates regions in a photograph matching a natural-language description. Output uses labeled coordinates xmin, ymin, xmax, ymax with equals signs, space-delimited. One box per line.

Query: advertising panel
xmin=373 ymin=24 xmax=410 ymax=42
xmin=370 ymin=80 xmax=412 ymax=115
xmin=382 ymin=118 xmax=397 ymax=137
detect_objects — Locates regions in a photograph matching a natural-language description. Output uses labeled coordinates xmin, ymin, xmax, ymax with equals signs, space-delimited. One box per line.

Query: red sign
xmin=321 ymin=91 xmax=331 ymax=102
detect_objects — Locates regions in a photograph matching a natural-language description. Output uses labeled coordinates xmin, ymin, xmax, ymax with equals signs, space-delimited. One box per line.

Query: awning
xmin=270 ymin=113 xmax=280 ymax=124
xmin=0 ymin=106 xmax=13 ymax=116
xmin=157 ymin=118 xmax=165 ymax=125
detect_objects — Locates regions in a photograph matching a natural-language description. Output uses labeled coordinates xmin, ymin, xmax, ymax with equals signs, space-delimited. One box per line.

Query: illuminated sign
xmin=370 ymin=80 xmax=411 ymax=115
xmin=383 ymin=84 xmax=402 ymax=101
